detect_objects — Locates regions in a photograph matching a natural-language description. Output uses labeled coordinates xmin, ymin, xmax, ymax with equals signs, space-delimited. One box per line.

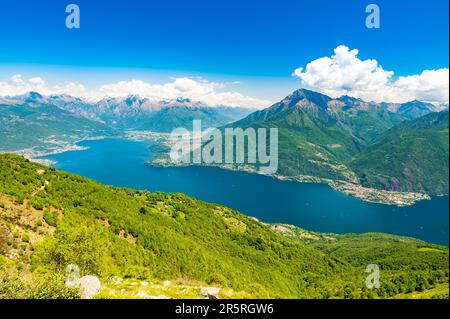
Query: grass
xmin=418 ymin=247 xmax=446 ymax=253
xmin=393 ymin=283 xmax=449 ymax=299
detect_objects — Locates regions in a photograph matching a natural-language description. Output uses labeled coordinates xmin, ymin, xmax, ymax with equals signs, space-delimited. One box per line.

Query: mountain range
xmin=0 ymin=98 xmax=116 ymax=155
xmin=3 ymin=92 xmax=253 ymax=132
xmin=222 ymin=89 xmax=449 ymax=195
xmin=0 ymin=92 xmax=253 ymax=155
xmin=230 ymin=89 xmax=442 ymax=140
xmin=1 ymin=89 xmax=448 ymax=196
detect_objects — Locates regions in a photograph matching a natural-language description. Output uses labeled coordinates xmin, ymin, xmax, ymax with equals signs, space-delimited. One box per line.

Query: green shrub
xmin=139 ymin=207 xmax=148 ymax=215
xmin=28 ymin=274 xmax=80 ymax=299
xmin=21 ymin=234 xmax=30 ymax=243
xmin=30 ymin=198 xmax=44 ymax=211
xmin=31 ymin=221 xmax=111 ymax=277
xmin=43 ymin=211 xmax=58 ymax=227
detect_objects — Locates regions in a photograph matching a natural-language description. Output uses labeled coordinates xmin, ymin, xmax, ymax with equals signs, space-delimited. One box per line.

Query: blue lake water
xmin=43 ymin=138 xmax=449 ymax=246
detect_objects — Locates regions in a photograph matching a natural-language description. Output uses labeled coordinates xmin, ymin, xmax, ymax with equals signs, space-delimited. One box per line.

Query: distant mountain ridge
xmin=4 ymin=92 xmax=254 ymax=132
xmin=5 ymin=90 xmax=446 ymax=132
xmin=231 ymin=88 xmax=444 ymax=127
xmin=0 ymin=100 xmax=116 ymax=155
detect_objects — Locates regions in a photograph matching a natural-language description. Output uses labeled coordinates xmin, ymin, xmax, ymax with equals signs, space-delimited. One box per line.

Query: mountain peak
xmin=48 ymin=94 xmax=82 ymax=102
xmin=28 ymin=91 xmax=43 ymax=99
xmin=337 ymin=95 xmax=362 ymax=103
xmin=10 ymin=91 xmax=44 ymax=104
xmin=282 ymin=88 xmax=331 ymax=109
xmin=290 ymin=88 xmax=329 ymax=99
xmin=175 ymin=97 xmax=192 ymax=103
xmin=124 ymin=95 xmax=142 ymax=106
xmin=401 ymin=100 xmax=433 ymax=108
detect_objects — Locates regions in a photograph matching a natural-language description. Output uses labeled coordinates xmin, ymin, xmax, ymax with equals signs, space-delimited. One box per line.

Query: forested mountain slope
xmin=221 ymin=89 xmax=449 ymax=195
xmin=350 ymin=111 xmax=449 ymax=195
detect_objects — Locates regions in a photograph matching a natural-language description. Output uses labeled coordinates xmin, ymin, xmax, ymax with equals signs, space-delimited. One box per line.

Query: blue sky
xmin=0 ymin=0 xmax=448 ymax=105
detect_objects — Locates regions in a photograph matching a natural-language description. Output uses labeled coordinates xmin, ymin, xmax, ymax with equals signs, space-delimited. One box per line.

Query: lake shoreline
xmin=18 ymin=136 xmax=115 ymax=166
xmin=24 ymin=133 xmax=434 ymax=207
xmin=147 ymin=157 xmax=432 ymax=207
xmin=131 ymin=130 xmax=435 ymax=207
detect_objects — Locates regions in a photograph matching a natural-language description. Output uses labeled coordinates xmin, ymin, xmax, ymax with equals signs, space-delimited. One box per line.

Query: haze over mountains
xmin=2 ymin=92 xmax=254 ymax=132
xmin=1 ymin=89 xmax=445 ymax=137
xmin=0 ymin=94 xmax=115 ymax=155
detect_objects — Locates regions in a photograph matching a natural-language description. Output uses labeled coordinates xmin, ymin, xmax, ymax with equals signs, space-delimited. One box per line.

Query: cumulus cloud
xmin=0 ymin=74 xmax=88 ymax=98
xmin=0 ymin=74 xmax=270 ymax=108
xmin=96 ymin=77 xmax=268 ymax=107
xmin=394 ymin=69 xmax=449 ymax=103
xmin=293 ymin=45 xmax=449 ymax=103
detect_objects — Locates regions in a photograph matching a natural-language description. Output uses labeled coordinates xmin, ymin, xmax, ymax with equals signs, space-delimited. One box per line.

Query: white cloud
xmin=10 ymin=74 xmax=24 ymax=84
xmin=0 ymin=74 xmax=88 ymax=98
xmin=0 ymin=74 xmax=270 ymax=108
xmin=28 ymin=77 xmax=45 ymax=86
xmin=96 ymin=77 xmax=268 ymax=107
xmin=293 ymin=45 xmax=449 ymax=103
xmin=394 ymin=69 xmax=449 ymax=103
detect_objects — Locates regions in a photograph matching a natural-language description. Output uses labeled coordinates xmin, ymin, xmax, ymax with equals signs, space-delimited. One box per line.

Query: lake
xmin=43 ymin=138 xmax=449 ymax=246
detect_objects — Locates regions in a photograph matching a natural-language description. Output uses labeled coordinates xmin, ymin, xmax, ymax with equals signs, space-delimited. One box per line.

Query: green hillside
xmin=350 ymin=111 xmax=449 ymax=194
xmin=256 ymin=106 xmax=363 ymax=180
xmin=0 ymin=154 xmax=448 ymax=299
xmin=331 ymin=107 xmax=404 ymax=143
